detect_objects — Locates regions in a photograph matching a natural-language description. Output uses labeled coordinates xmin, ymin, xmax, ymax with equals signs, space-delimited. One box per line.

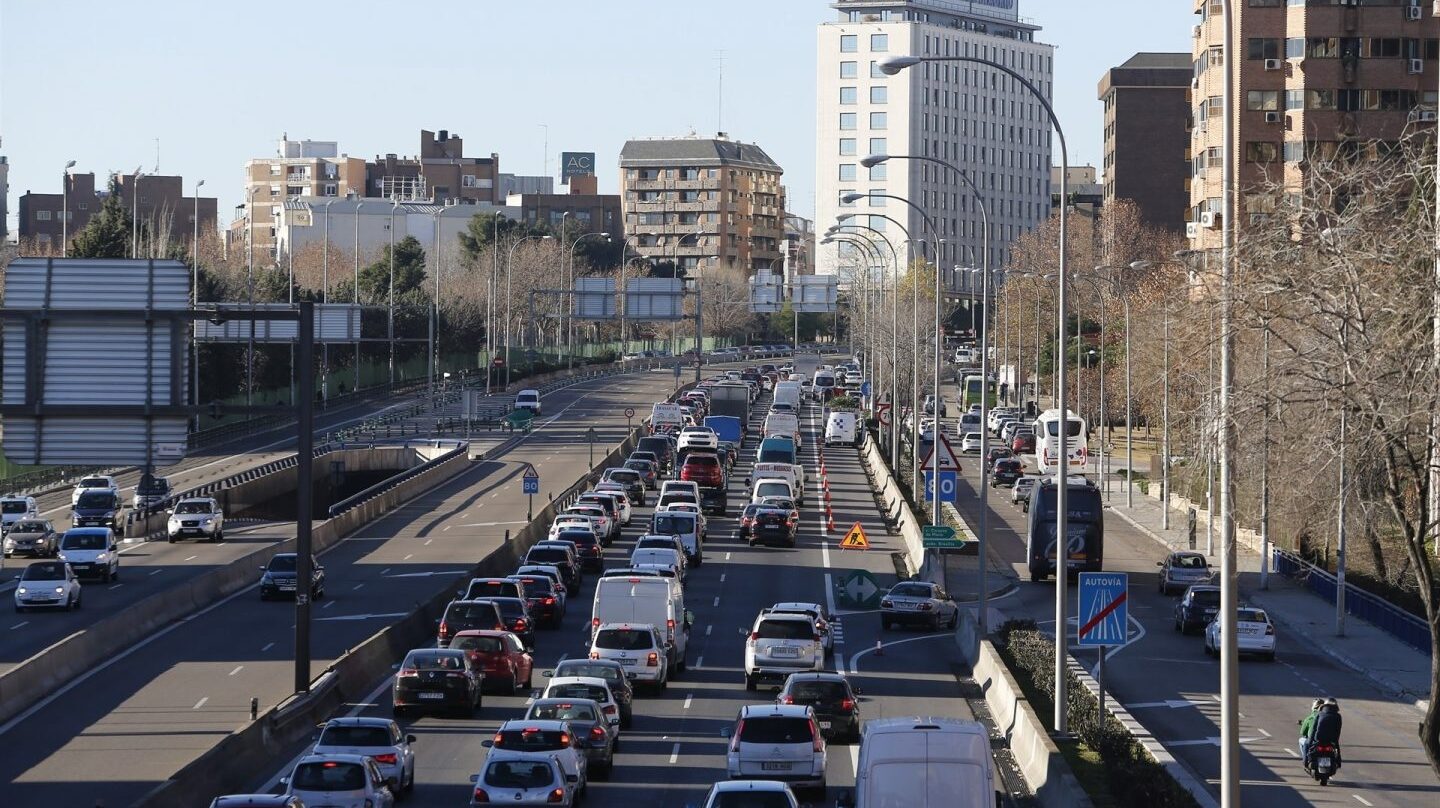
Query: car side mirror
xmin=468 ymin=774 xmax=479 ymax=783
xmin=721 ymin=726 xmax=733 ymax=738
xmin=853 ymin=685 xmax=862 ymax=695
xmin=278 ymin=777 xmax=289 ymax=786
xmin=566 ymin=774 xmax=579 ymax=784
xmin=481 ymin=739 xmax=494 ymax=748
xmin=406 ymin=734 xmax=417 ymax=743
xmin=542 ymin=670 xmax=553 ymax=677
xmin=1156 ymin=561 xmax=1164 ymax=567
xmin=738 ymin=626 xmax=749 ymax=637
xmin=386 ymin=776 xmax=400 ymax=791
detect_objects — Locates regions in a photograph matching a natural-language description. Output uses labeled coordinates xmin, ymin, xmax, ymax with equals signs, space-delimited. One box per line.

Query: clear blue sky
xmin=1 ymin=0 xmax=1190 ymax=234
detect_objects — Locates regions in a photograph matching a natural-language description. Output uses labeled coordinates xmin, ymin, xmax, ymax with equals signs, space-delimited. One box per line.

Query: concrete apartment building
xmin=816 ymin=0 xmax=1054 ymax=278
xmin=1189 ymin=0 xmax=1439 ymax=251
xmin=1098 ymin=52 xmax=1191 ymax=233
xmin=619 ymin=135 xmax=786 ymax=276
xmin=242 ymin=137 xmax=367 ymax=255
xmin=18 ymin=171 xmax=217 ymax=253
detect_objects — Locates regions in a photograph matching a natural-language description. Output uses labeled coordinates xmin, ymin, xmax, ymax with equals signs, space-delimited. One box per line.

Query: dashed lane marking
xmin=10 ymin=622 xmax=28 ymax=630
xmin=228 ymin=666 xmax=244 ymax=676
xmin=1353 ymin=796 xmax=1373 ymax=806
xmin=669 ymin=743 xmax=681 ymax=764
xmin=261 ymin=642 xmax=275 ymax=652
xmin=192 ymin=697 xmax=208 ymax=710
xmin=683 ymin=694 xmax=693 ymax=710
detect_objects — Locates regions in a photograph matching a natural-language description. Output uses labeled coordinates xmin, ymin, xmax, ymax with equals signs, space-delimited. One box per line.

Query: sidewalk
xmin=1103 ymin=473 xmax=1433 ymax=712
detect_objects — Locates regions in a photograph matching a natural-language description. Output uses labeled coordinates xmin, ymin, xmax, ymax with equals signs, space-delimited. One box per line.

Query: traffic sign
xmin=624 ymin=407 xmax=636 ymax=418
xmin=876 ymin=404 xmax=892 ymax=426
xmin=834 ymin=568 xmax=881 ymax=609
xmin=1077 ymin=572 xmax=1130 ymax=648
xmin=838 ymin=522 xmax=871 ymax=550
xmin=923 ymin=470 xmax=958 ymax=503
xmin=522 ymin=467 xmax=540 ymax=495
xmin=922 ymin=524 xmax=967 ymax=549
xmin=860 ymin=381 xmax=872 ymax=397
xmin=921 ymin=433 xmax=960 ymax=471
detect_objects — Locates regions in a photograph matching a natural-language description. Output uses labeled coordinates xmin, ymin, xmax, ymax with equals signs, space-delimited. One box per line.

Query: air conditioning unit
xmin=1264 ymin=59 xmax=1283 ymax=71
xmin=1419 ymin=110 xmax=1438 ymax=122
xmin=1409 ymin=58 xmax=1425 ymax=74
xmin=1193 ymin=24 xmax=1202 ymax=38
xmin=1264 ymin=111 xmax=1282 ymax=124
xmin=1185 ymin=222 xmax=1200 ymax=239
xmin=1200 ymin=211 xmax=1221 ymax=229
xmin=1191 ymin=76 xmax=1200 ymax=90
xmin=1407 ymin=6 xmax=1423 ymax=20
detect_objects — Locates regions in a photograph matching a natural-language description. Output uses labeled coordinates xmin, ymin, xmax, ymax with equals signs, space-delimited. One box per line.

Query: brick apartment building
xmin=1098 ymin=52 xmax=1192 ymax=233
xmin=18 ymin=171 xmax=217 ymax=253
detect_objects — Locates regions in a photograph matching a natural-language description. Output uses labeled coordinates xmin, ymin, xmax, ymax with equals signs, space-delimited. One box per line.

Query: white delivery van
xmin=772 ymin=382 xmax=802 ymax=413
xmin=591 ymin=576 xmax=691 ymax=673
xmin=763 ymin=411 xmax=802 ymax=448
xmin=650 ymin=402 xmax=685 ymax=435
xmin=825 ymin=411 xmax=859 ymax=447
xmin=750 ymin=477 xmax=796 ymax=504
xmin=839 ymin=717 xmax=996 ymax=808
xmin=750 ymin=462 xmax=805 ymax=505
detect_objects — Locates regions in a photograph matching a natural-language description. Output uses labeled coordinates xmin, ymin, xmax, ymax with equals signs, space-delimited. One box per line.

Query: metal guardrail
xmin=126 ymin=443 xmax=337 ymax=529
xmin=327 ymin=441 xmax=469 ymax=518
xmin=1271 ymin=547 xmax=1430 ymax=653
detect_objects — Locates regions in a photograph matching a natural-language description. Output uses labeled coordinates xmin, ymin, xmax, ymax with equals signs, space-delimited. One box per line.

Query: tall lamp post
xmin=823 ymin=233 xmax=886 ymax=401
xmin=881 ymin=53 xmax=1071 ymax=730
xmin=388 ymin=201 xmax=399 ymax=387
xmin=505 ymin=234 xmax=554 ymax=386
xmin=321 ymin=199 xmax=334 ymax=403
xmin=353 ymin=201 xmax=364 ymax=396
xmin=61 ymin=160 xmax=76 ymax=257
xmin=834 ymin=219 xmax=902 ymax=468
xmin=191 ymin=178 xmax=205 ymax=431
xmin=131 ymin=167 xmax=145 ymax=259
xmin=826 ymin=226 xmax=890 ymax=413
xmin=245 ymin=186 xmax=260 ymax=408
xmin=566 ymin=231 xmax=611 ymax=370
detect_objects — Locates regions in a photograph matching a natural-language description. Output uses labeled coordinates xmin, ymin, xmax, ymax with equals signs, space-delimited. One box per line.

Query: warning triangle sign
xmin=839 ymin=522 xmax=871 ymax=550
xmin=921 ymin=432 xmax=961 ymax=471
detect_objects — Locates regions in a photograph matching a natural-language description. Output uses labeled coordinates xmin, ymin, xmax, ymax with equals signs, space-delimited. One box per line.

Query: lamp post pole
xmin=192 ymin=178 xmax=205 ymax=431
xmin=246 ymin=186 xmax=259 ymax=409
xmin=322 ymin=200 xmax=333 ymax=405
xmin=61 ymin=160 xmax=76 ymax=257
xmin=388 ymin=201 xmax=398 ymax=388
xmin=838 ymin=219 xmax=904 ymax=469
xmin=429 ymin=209 xmax=441 ymax=403
xmin=353 ymin=202 xmax=363 ymax=396
xmin=131 ymin=167 xmax=145 ymax=259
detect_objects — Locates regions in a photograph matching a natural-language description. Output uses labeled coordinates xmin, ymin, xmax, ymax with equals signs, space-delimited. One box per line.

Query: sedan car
xmin=1204 ymin=606 xmax=1277 ymax=661
xmin=778 ymin=672 xmax=862 ymax=743
xmin=1174 ymin=585 xmax=1222 ymax=634
xmin=1011 ymin=476 xmax=1039 ymax=509
xmin=880 ymin=581 xmax=959 ymax=630
xmin=1158 ymin=551 xmax=1213 ymax=595
xmin=282 ymin=754 xmax=396 ymax=808
xmin=2 ymin=519 xmax=58 ymax=558
xmin=548 ymin=659 xmax=635 ymax=728
xmin=392 ymin=648 xmax=483 ymax=717
xmin=523 ymin=698 xmax=617 ymax=779
xmin=259 ymin=553 xmax=325 ymax=601
xmin=991 ymin=458 xmax=1025 ymax=487
xmin=448 ymin=629 xmax=534 ymax=693
xmin=747 ymin=505 xmax=798 ymax=548
xmin=14 ymin=560 xmax=81 ymax=612
xmin=312 ymin=717 xmax=416 ymax=797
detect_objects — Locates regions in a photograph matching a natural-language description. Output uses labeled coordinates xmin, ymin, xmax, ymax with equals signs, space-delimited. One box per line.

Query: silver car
xmin=470 ymin=750 xmax=577 ymax=806
xmin=283 ymin=754 xmax=396 ymax=808
xmin=723 ymin=704 xmax=827 ymax=799
xmin=312 ymin=717 xmax=416 ymax=797
xmin=1158 ymin=551 xmax=1213 ymax=595
xmin=880 ymin=581 xmax=959 ymax=631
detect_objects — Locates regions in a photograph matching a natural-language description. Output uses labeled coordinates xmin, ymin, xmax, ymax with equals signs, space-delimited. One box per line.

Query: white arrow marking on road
xmin=1127 ymin=699 xmax=1206 ymax=710
xmin=316 ymin=612 xmax=410 ymax=622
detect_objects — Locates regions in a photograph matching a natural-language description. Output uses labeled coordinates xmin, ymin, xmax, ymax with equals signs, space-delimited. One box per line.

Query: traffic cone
xmin=827 ymin=512 xmax=836 ymax=533
xmin=874 ymin=638 xmax=884 ymax=657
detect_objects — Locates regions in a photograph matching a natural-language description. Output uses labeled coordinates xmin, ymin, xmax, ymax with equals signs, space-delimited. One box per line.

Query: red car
xmin=447 ymin=630 xmax=534 ymax=694
xmin=1012 ymin=432 xmax=1036 ymax=454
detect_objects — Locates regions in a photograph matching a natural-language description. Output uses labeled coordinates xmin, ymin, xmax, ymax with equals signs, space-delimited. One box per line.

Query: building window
xmin=840 ymin=60 xmax=857 ymax=78
xmin=1285 ymin=38 xmax=1304 ymax=59
xmin=871 ymin=61 xmax=885 ymax=78
xmin=36 ymin=209 xmax=52 ymax=221
xmin=869 ymin=215 xmax=886 ymax=232
xmin=839 ymin=189 xmax=856 ymax=207
xmin=839 ymin=164 xmax=857 ymax=181
xmin=868 ymin=188 xmax=886 ymax=206
xmin=323 ymin=183 xmax=338 ymax=196
xmin=1247 ymin=90 xmax=1279 ymax=111
xmin=871 ymin=34 xmax=888 ymax=52
xmin=840 ymin=86 xmax=858 ymax=104
xmin=841 ymin=34 xmax=857 ymax=52
xmin=1249 ymin=0 xmax=1282 ymax=7
xmin=870 ymin=85 xmax=888 ymax=104
xmin=869 ymin=162 xmax=887 ymax=181
xmin=1247 ymin=38 xmax=1280 ymax=60
xmin=839 ymin=138 xmax=857 ymax=156
xmin=1367 ymin=38 xmax=1402 ymax=59
xmin=269 ymin=165 xmax=282 ymax=175
xmin=1307 ymin=37 xmax=1338 ymax=58
xmin=869 ymin=137 xmax=887 ymax=156
xmin=1306 ymin=89 xmax=1336 ymax=110
xmin=1283 ymin=141 xmax=1305 ymax=162
xmin=1246 ymin=142 xmax=1278 ymax=162
xmin=840 ymin=112 xmax=858 ymax=130
xmin=870 ymin=112 xmax=888 ymax=129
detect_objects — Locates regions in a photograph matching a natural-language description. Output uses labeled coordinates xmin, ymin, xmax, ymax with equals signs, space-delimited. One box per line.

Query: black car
xmin=734 ymin=504 xmax=763 ymax=541
xmin=259 ymin=553 xmax=325 ymax=601
xmin=525 ymin=545 xmax=581 ymax=591
xmin=748 ymin=506 xmax=797 ymax=548
xmin=550 ymin=658 xmax=635 ymax=728
xmin=437 ymin=599 xmax=506 ymax=647
xmin=515 ymin=574 xmax=564 ymax=628
xmin=392 ymin=648 xmax=482 ymax=717
xmin=462 ymin=577 xmax=524 ymax=602
xmin=1174 ymin=585 xmax=1222 ymax=634
xmin=71 ymin=490 xmax=124 ymax=536
xmin=985 ymin=447 xmax=1014 ymax=470
xmin=556 ymin=529 xmax=605 ymax=572
xmin=132 ymin=473 xmax=172 ymax=510
xmin=778 ymin=672 xmax=862 ymax=743
xmin=991 ymin=458 xmax=1025 ymax=487
xmin=603 ymin=469 xmax=647 ymax=505
xmin=635 ymin=436 xmax=677 ymax=474
xmin=487 ymin=596 xmax=537 ymax=650
xmin=3 ymin=519 xmax=58 ymax=558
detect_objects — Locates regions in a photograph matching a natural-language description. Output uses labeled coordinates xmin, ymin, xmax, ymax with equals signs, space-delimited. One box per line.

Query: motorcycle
xmin=1306 ymin=742 xmax=1341 ymax=786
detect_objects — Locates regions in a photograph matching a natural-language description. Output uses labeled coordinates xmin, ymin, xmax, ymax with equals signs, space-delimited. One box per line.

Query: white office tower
xmin=816 ymin=0 xmax=1054 ymax=284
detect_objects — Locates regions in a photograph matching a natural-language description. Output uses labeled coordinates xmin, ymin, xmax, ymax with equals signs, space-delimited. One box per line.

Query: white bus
xmin=1035 ymin=409 xmax=1087 ymax=474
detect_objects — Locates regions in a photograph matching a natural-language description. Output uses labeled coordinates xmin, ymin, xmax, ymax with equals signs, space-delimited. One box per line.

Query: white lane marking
xmin=848 ymin=633 xmax=953 ymax=675
xmin=10 ymin=622 xmax=28 ymax=630
xmin=381 ymin=568 xmax=390 ymax=576
xmin=1257 ymin=728 xmax=1271 ymax=738
xmin=403 ymin=554 xmax=414 ymax=561
xmin=1284 ymin=748 xmax=1299 ymax=758
xmin=725 ymin=552 xmax=731 ymax=561
xmin=849 ymin=745 xmax=860 ymax=781
xmin=353 ymin=583 xmax=364 ymax=591
xmin=109 ymin=584 xmax=122 ymax=590
xmin=834 ymin=651 xmax=847 ymax=674
xmin=424 ymin=539 xmax=433 ymax=546
xmin=824 ymin=572 xmax=837 ymax=617
xmin=683 ymin=694 xmax=693 ymax=710
xmin=705 ymin=625 xmax=712 ymax=637
xmin=719 ymin=573 xmax=726 ymax=583
xmin=192 ymin=697 xmax=208 ymax=710
xmin=323 ymin=601 xmax=336 ymax=610
xmin=712 ymin=596 xmax=720 ymax=607
xmin=695 ymin=656 xmax=704 ymax=669
xmin=443 ymin=525 xmax=452 ymax=531
xmin=821 ymin=540 xmax=831 ymax=569
xmin=149 ymin=569 xmax=163 ymax=576
xmin=228 ymin=666 xmax=244 ymax=676
xmin=261 ymin=642 xmax=275 ymax=652
xmin=668 ymin=743 xmax=681 ymax=764
xmin=1353 ymin=797 xmax=1373 ymax=806
xmin=184 ymin=555 xmax=198 ymax=562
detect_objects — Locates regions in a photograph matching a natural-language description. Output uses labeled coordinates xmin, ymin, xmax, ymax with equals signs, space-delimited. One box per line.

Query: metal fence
xmin=1270 ymin=547 xmax=1431 ymax=653
xmin=328 ymin=441 xmax=469 ymax=518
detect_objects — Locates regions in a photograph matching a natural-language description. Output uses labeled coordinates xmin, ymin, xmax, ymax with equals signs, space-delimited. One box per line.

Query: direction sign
xmin=834 ymin=568 xmax=881 ymax=609
xmin=522 ymin=467 xmax=540 ymax=495
xmin=839 ymin=522 xmax=871 ymax=550
xmin=921 ymin=524 xmax=967 ymax=549
xmin=921 ymin=433 xmax=960 ymax=471
xmin=1077 ymin=572 xmax=1130 ymax=648
xmin=923 ymin=470 xmax=958 ymax=503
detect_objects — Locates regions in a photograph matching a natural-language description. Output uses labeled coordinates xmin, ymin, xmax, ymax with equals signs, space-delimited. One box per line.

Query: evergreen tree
xmin=68 ymin=176 xmax=132 ymax=258
xmin=358 ymin=236 xmax=427 ymax=304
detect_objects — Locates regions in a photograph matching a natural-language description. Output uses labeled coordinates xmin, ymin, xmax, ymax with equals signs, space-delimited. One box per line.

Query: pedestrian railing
xmin=1270 ymin=547 xmax=1430 ymax=653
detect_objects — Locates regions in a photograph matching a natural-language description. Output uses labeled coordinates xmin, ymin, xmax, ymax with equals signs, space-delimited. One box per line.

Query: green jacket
xmin=1299 ymin=711 xmax=1319 ymax=738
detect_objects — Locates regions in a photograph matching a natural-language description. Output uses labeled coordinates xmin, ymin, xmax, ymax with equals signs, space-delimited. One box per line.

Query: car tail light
xmin=558 ymin=731 xmax=571 ymax=745
xmin=590 ymin=725 xmax=607 ymax=741
xmin=398 ymin=668 xmax=416 ymax=677
xmin=841 ymin=697 xmax=856 ymax=711
xmin=880 ymin=599 xmax=893 ymax=608
xmin=589 ymin=651 xmax=600 ymax=659
xmin=646 ymin=652 xmax=659 ymax=667
xmin=730 ymin=720 xmax=744 ymax=752
xmin=548 ymin=788 xmax=566 ymax=803
xmin=781 ymin=694 xmax=794 ymax=704
xmin=437 ymin=622 xmax=449 ymax=639
xmin=592 ymin=617 xmax=601 ymax=629
xmin=918 ymin=602 xmax=934 ymax=611
xmin=603 ymin=704 xmax=617 ymax=716
xmin=515 ymin=618 xmax=528 ymax=631
xmin=811 ymin=721 xmax=825 ymax=751
xmin=748 ymin=631 xmax=759 ymax=641
xmin=472 ymin=788 xmax=489 ymax=802
xmin=371 ymin=752 xmax=397 ymax=765
xmin=542 ymin=596 xmax=555 ymax=605
xmin=813 ymin=634 xmax=823 ymax=642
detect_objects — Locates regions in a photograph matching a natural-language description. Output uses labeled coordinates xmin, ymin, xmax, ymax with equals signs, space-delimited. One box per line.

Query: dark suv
xmin=636 ymin=436 xmax=676 ymax=474
xmin=991 ymin=458 xmax=1025 ymax=487
xmin=71 ymin=491 xmax=124 ymax=536
xmin=515 ymin=574 xmax=564 ymax=628
xmin=437 ymin=599 xmax=506 ymax=647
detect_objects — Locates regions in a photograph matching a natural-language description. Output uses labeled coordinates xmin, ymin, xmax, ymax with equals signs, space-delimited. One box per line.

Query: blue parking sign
xmin=1077 ymin=572 xmax=1129 ymax=648
xmin=923 ymin=470 xmax=958 ymax=503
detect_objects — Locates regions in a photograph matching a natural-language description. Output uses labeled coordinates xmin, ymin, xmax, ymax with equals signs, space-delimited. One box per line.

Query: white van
xmin=773 ymin=382 xmax=802 ymax=413
xmin=750 ymin=462 xmax=805 ymax=505
xmin=839 ymin=717 xmax=996 ymax=808
xmin=591 ymin=576 xmax=690 ymax=673
xmin=825 ymin=412 xmax=859 ymax=447
xmin=750 ymin=477 xmax=795 ymax=504
xmin=763 ymin=411 xmax=801 ymax=448
xmin=650 ymin=402 xmax=685 ymax=435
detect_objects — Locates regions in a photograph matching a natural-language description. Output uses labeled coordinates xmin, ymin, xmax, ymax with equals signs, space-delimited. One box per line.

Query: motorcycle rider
xmin=1297 ymin=698 xmax=1323 ymax=763
xmin=1306 ymin=697 xmax=1343 ymax=770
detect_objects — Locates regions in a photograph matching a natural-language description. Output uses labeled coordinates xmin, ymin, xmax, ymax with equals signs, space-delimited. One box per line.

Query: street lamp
xmin=566 ymin=231 xmax=611 ymax=370
xmin=321 ymin=199 xmax=334 ymax=404
xmin=192 ymin=178 xmax=205 ymax=431
xmin=388 ymin=201 xmax=400 ymax=387
xmin=131 ymin=166 xmax=145 ymax=259
xmin=61 ymin=160 xmax=76 ymax=257
xmin=353 ymin=201 xmax=364 ymax=397
xmin=834 ymin=218 xmax=902 ymax=468
xmin=827 ymin=226 xmax=889 ymax=414
xmin=246 ymin=186 xmax=261 ymax=408
xmin=823 ymin=233 xmax=886 ymax=397
xmin=506 ymin=234 xmax=554 ymax=386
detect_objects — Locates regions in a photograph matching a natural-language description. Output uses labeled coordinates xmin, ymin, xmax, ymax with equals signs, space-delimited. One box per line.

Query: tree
xmin=359 ymin=236 xmax=427 ymax=305
xmin=68 ymin=176 xmax=132 ymax=259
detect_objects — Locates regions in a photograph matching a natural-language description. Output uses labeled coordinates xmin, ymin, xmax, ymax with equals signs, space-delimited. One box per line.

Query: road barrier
xmin=1271 ymin=546 xmax=1430 ymax=653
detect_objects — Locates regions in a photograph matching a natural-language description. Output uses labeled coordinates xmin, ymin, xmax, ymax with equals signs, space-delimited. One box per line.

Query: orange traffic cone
xmin=827 ymin=512 xmax=836 ymax=532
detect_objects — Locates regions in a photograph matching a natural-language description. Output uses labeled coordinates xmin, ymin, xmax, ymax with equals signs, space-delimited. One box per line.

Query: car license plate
xmin=772 ymin=647 xmax=800 ymax=658
xmin=418 ymin=692 xmax=445 ymax=700
xmin=818 ymin=721 xmax=832 ymax=729
xmin=761 ymin=762 xmax=792 ymax=771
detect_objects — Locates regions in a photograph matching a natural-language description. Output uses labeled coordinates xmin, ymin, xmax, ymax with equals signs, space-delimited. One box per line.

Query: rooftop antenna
xmin=540 ymin=124 xmax=549 ymax=179
xmin=154 ymin=138 xmax=160 ymax=173
xmin=716 ymin=50 xmax=725 ymax=134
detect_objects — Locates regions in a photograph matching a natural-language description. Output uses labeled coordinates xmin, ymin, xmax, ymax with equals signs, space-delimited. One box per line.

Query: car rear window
xmin=450 ymin=635 xmax=504 ymax=654
xmin=530 ymin=702 xmax=598 ymax=722
xmin=446 ymin=602 xmax=500 ymax=622
xmin=595 ymin=628 xmax=655 ymax=651
xmin=518 ymin=578 xmax=554 ymax=597
xmin=607 ymin=470 xmax=641 ymax=484
xmin=1191 ymin=589 xmax=1221 ymax=606
xmin=495 ymin=728 xmax=569 ymax=751
xmin=711 ymin=792 xmax=795 ymax=808
xmin=684 ymin=455 xmax=719 ymax=468
xmin=407 ymin=651 xmax=465 ymax=670
xmin=291 ymin=761 xmax=367 ymax=791
xmin=890 ymin=583 xmax=932 ymax=598
xmin=791 ymin=681 xmax=850 ymax=702
xmin=527 ymin=548 xmax=570 ymax=565
xmin=1237 ymin=609 xmax=1268 ymax=623
xmin=318 ymin=725 xmax=392 ymax=747
xmin=466 ymin=580 xmax=519 ymax=599
xmin=484 ymin=760 xmax=555 ymax=789
xmin=554 ymin=662 xmax=622 ymax=684
xmin=739 ymin=716 xmax=813 ymax=744
xmin=548 ymin=684 xmax=608 ymax=702
xmin=652 ymin=515 xmax=694 ymax=535
xmin=1173 ymin=555 xmax=1207 ymax=569
xmin=756 ymin=619 xmax=813 ymax=640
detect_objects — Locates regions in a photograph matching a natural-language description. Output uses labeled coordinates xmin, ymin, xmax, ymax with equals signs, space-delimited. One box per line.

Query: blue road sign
xmin=923 ymin=470 xmax=958 ymax=503
xmin=860 ymin=380 xmax=872 ymax=397
xmin=1077 ymin=572 xmax=1129 ymax=648
xmin=522 ymin=471 xmax=540 ymax=496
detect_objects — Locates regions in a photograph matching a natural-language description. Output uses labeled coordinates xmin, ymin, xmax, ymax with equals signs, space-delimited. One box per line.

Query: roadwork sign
xmin=1077 ymin=572 xmax=1129 ymax=648
xmin=835 ymin=568 xmax=881 ymax=609
xmin=839 ymin=522 xmax=871 ymax=550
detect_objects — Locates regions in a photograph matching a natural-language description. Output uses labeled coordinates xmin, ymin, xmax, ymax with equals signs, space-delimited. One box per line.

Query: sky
xmin=0 ymin=0 xmax=1191 ymax=236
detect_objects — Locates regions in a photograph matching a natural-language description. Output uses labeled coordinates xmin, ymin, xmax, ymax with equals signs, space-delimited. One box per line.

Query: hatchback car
xmin=778 ymin=672 xmax=862 ymax=743
xmin=589 ymin=622 xmax=669 ymax=692
xmin=959 ymin=432 xmax=983 ymax=454
xmin=437 ymin=599 xmax=506 ymax=647
xmin=991 ymin=458 xmax=1025 ymax=487
xmin=702 ymin=780 xmax=800 ymax=808
xmin=282 ymin=754 xmax=396 ymax=808
xmin=542 ymin=676 xmax=623 ymax=728
xmin=523 ymin=699 xmax=617 ymax=778
xmin=880 ymin=581 xmax=959 ymax=631
xmin=723 ymin=704 xmax=827 ymax=798
xmin=208 ymin=796 xmax=305 ymax=808
xmin=515 ymin=574 xmax=566 ymax=628
xmin=485 ymin=596 xmax=536 ymax=650
xmin=1158 ymin=551 xmax=1213 ymax=595
xmin=1204 ymin=606 xmax=1277 ymax=661
xmin=547 ymin=659 xmax=635 ymax=728
xmin=600 ymin=468 xmax=647 ymax=505
xmin=486 ymin=720 xmax=589 ymax=788
xmin=14 ymin=560 xmax=81 ymax=612
xmin=1011 ymin=476 xmax=1039 ymax=509
xmin=524 ymin=545 xmax=582 ymax=591
xmin=1174 ymin=585 xmax=1222 ymax=634
xmin=748 ymin=505 xmax=798 ymax=548
xmin=468 ymin=750 xmax=577 ymax=807
xmin=555 ymin=529 xmax=605 ymax=572
xmin=744 ymin=612 xmax=824 ymax=690
xmin=312 ymin=717 xmax=416 ymax=797
xmin=392 ymin=648 xmax=483 ymax=717
xmin=2 ymin=519 xmax=58 ymax=558
xmin=448 ymin=629 xmax=534 ymax=693
xmin=766 ymin=602 xmax=835 ymax=654
xmin=623 ymin=458 xmax=660 ymax=490
xmin=1012 ymin=431 xmax=1037 ymax=454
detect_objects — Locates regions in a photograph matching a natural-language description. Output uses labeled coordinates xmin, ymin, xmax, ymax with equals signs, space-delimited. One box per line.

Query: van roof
xmin=860 ymin=716 xmax=989 ymax=761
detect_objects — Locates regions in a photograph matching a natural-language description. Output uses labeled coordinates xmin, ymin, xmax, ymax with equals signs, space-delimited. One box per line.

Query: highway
xmin=0 ymin=366 xmax=712 ymax=807
xmin=245 ymin=394 xmax=1028 ymax=807
xmin=937 ymin=390 xmax=1440 ymax=807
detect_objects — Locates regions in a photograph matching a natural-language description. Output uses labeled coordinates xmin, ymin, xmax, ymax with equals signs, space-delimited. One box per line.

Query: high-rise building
xmin=1188 ymin=0 xmax=1438 ymax=250
xmin=242 ymin=137 xmax=366 ymax=256
xmin=816 ymin=0 xmax=1054 ymax=276
xmin=619 ymin=135 xmax=786 ymax=275
xmin=1098 ymin=52 xmax=1191 ymax=233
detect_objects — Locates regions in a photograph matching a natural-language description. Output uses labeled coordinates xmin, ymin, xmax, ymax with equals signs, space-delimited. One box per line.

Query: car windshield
xmin=595 ymin=628 xmax=654 ymax=651
xmin=554 ymin=662 xmax=622 ymax=684
xmin=174 ymin=501 xmax=211 ymax=514
xmin=318 ymin=725 xmax=392 ymax=747
xmin=137 ymin=478 xmax=169 ymax=494
xmin=76 ymin=492 xmax=116 ymax=509
xmin=268 ymin=555 xmax=298 ymax=572
xmin=1 ymin=501 xmax=29 ymax=514
xmin=407 ymin=652 xmax=463 ymax=671
xmin=451 ymin=634 xmax=504 ymax=654
xmin=1237 ymin=609 xmax=1268 ymax=623
xmin=755 ymin=619 xmax=813 ymax=640
xmin=739 ymin=717 xmax=813 ymax=744
xmin=21 ymin=561 xmax=65 ymax=580
xmin=10 ymin=521 xmax=46 ymax=533
xmin=652 ymin=515 xmax=694 ymax=535
xmin=549 ymin=683 xmax=608 ymax=702
xmin=1191 ymin=589 xmax=1221 ymax=606
xmin=791 ymin=681 xmax=850 ymax=702
xmin=484 ymin=760 xmax=555 ymax=790
xmin=529 ymin=702 xmax=598 ymax=721
xmin=61 ymin=532 xmax=107 ymax=550
xmin=290 ymin=761 xmax=367 ymax=791
xmin=890 ymin=583 xmax=932 ymax=598
xmin=492 ymin=599 xmax=525 ymax=620
xmin=1173 ymin=554 xmax=1207 ymax=569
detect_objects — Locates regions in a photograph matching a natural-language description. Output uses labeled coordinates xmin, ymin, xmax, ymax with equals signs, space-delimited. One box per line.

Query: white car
xmin=703 ymin=780 xmax=800 ymax=808
xmin=582 ymin=490 xmax=631 ymax=527
xmin=959 ymin=432 xmax=983 ymax=454
xmin=486 ymin=719 xmax=589 ymax=789
xmin=312 ymin=717 xmax=416 ymax=797
xmin=167 ymin=497 xmax=224 ymax=543
xmin=550 ymin=515 xmax=598 ymax=540
xmin=469 ymin=751 xmax=577 ymax=806
xmin=14 ymin=560 xmax=82 ymax=612
xmin=514 ymin=389 xmax=543 ymax=415
xmin=282 ymin=754 xmax=397 ymax=808
xmin=766 ymin=602 xmax=835 ymax=654
xmin=57 ymin=527 xmax=120 ymax=582
xmin=744 ymin=611 xmax=824 ymax=690
xmin=542 ymin=676 xmax=623 ymax=727
xmin=0 ymin=495 xmax=39 ymax=534
xmin=564 ymin=505 xmax=612 ymax=540
xmin=71 ymin=475 xmax=119 ymax=506
xmin=589 ymin=622 xmax=669 ymax=689
xmin=1204 ymin=606 xmax=1277 ymax=662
